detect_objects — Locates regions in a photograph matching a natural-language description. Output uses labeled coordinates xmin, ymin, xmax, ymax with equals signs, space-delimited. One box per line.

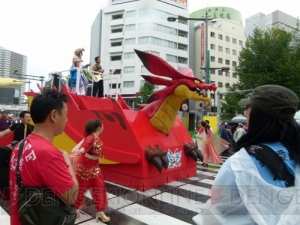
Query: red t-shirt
xmin=9 ymin=133 xmax=75 ymax=225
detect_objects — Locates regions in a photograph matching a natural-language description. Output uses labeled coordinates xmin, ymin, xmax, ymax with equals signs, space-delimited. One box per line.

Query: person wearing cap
xmin=193 ymin=85 xmax=300 ymax=225
xmin=70 ymin=48 xmax=91 ymax=95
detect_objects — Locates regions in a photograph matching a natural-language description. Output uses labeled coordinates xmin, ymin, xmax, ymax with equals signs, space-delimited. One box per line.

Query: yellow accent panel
xmin=203 ymin=116 xmax=217 ymax=133
xmin=53 ymin=132 xmax=119 ymax=165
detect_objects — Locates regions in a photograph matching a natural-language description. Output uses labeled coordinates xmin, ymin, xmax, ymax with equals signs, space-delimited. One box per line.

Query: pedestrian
xmin=0 ymin=111 xmax=34 ymax=141
xmin=193 ymin=85 xmax=300 ymax=224
xmin=9 ymin=88 xmax=79 ymax=225
xmin=73 ymin=119 xmax=110 ymax=223
xmin=233 ymin=123 xmax=246 ymax=143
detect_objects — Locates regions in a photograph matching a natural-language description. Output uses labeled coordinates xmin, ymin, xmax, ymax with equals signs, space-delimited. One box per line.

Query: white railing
xmin=48 ymin=66 xmax=119 ymax=101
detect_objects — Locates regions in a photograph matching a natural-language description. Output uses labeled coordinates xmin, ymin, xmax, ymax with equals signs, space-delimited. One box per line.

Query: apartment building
xmin=90 ymin=0 xmax=190 ymax=106
xmin=245 ymin=10 xmax=299 ymax=37
xmin=0 ymin=46 xmax=27 ymax=104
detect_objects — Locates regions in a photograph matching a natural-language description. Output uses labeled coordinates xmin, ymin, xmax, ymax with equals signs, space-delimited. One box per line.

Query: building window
xmin=109 ymin=83 xmax=121 ymax=89
xmin=226 ymin=48 xmax=230 ymax=54
xmin=124 ymin=66 xmax=135 ymax=73
xmin=123 ymin=81 xmax=134 ymax=88
xmin=218 ymin=34 xmax=223 ymax=40
xmin=150 ymin=51 xmax=159 ymax=56
xmin=166 ymin=54 xmax=177 ymax=63
xmin=218 ymin=46 xmax=223 ymax=52
xmin=232 ymin=61 xmax=237 ymax=66
xmin=111 ymin=41 xmax=122 ymax=47
xmin=125 ymin=10 xmax=136 ymax=18
xmin=232 ymin=38 xmax=237 ymax=44
xmin=225 ymin=59 xmax=230 ymax=65
xmin=239 ymin=40 xmax=243 ymax=46
xmin=138 ymin=36 xmax=150 ymax=44
xmin=151 ymin=23 xmax=177 ymax=35
xmin=112 ymin=14 xmax=123 ymax=20
xmin=218 ymin=82 xmax=223 ymax=87
xmin=225 ymin=72 xmax=230 ymax=77
xmin=211 ymin=32 xmax=215 ymax=38
xmin=225 ymin=36 xmax=230 ymax=42
xmin=233 ymin=73 xmax=237 ymax=78
xmin=178 ymin=57 xmax=187 ymax=64
xmin=225 ymin=83 xmax=230 ymax=88
xmin=125 ymin=24 xmax=136 ymax=31
xmin=210 ymin=44 xmax=215 ymax=50
xmin=112 ymin=28 xmax=122 ymax=33
xmin=218 ymin=70 xmax=223 ymax=76
xmin=232 ymin=49 xmax=237 ymax=55
xmin=211 ymin=69 xmax=215 ymax=74
xmin=210 ymin=93 xmax=215 ymax=99
xmin=124 ymin=38 xmax=136 ymax=45
xmin=111 ymin=55 xmax=122 ymax=61
xmin=211 ymin=56 xmax=215 ymax=62
xmin=140 ymin=80 xmax=145 ymax=86
xmin=218 ymin=58 xmax=223 ymax=64
xmin=124 ymin=52 xmax=135 ymax=59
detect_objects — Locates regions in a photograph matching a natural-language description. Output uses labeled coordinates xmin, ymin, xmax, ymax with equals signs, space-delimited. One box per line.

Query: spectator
xmin=0 ymin=111 xmax=11 ymax=131
xmin=233 ymin=123 xmax=246 ymax=143
xmin=218 ymin=122 xmax=229 ymax=141
xmin=0 ymin=111 xmax=34 ymax=141
xmin=9 ymin=89 xmax=79 ymax=225
xmin=193 ymin=85 xmax=300 ymax=224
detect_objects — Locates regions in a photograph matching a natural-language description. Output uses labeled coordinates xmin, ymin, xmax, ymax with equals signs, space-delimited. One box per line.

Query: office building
xmin=0 ymin=46 xmax=28 ymax=104
xmin=190 ymin=7 xmax=246 ymax=114
xmin=90 ymin=0 xmax=190 ymax=107
xmin=245 ymin=10 xmax=299 ymax=37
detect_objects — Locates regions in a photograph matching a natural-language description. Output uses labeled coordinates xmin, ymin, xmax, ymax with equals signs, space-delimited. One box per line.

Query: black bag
xmin=0 ymin=141 xmax=19 ymax=199
xmin=245 ymin=144 xmax=294 ymax=187
xmin=16 ymin=140 xmax=76 ymax=225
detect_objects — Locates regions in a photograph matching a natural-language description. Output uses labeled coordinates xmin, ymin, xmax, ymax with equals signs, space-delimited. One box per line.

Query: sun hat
xmin=238 ymin=85 xmax=299 ymax=119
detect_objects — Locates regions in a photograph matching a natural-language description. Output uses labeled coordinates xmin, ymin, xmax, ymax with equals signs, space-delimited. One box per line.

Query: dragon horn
xmin=134 ymin=49 xmax=185 ymax=79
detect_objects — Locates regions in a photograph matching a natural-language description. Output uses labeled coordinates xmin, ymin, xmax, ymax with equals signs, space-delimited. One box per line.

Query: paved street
xmin=0 ymin=161 xmax=223 ymax=225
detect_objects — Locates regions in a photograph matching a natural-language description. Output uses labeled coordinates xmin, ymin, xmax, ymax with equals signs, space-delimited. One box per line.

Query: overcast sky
xmin=0 ymin=0 xmax=299 ymax=91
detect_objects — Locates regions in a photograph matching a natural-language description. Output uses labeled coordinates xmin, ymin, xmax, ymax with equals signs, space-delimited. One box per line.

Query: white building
xmin=245 ymin=10 xmax=299 ymax=37
xmin=190 ymin=7 xmax=246 ymax=113
xmin=90 ymin=0 xmax=190 ymax=106
xmin=0 ymin=46 xmax=28 ymax=104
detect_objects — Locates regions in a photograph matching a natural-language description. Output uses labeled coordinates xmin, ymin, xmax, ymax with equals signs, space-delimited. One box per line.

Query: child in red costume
xmin=74 ymin=119 xmax=110 ymax=223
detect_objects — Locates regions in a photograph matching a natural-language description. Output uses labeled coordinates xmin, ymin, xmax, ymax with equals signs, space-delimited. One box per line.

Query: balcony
xmin=109 ymin=46 xmax=123 ymax=53
xmin=110 ymin=18 xmax=124 ymax=27
xmin=110 ymin=32 xmax=123 ymax=39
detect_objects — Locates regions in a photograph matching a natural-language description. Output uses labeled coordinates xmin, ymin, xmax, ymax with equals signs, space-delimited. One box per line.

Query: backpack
xmin=245 ymin=144 xmax=294 ymax=187
xmin=0 ymin=141 xmax=19 ymax=199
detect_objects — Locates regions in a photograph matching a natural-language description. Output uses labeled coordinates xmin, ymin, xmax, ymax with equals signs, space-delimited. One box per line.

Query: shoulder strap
xmin=245 ymin=144 xmax=294 ymax=187
xmin=16 ymin=139 xmax=26 ymax=188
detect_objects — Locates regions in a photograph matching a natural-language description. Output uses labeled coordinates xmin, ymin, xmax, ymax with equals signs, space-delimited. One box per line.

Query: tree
xmin=221 ymin=27 xmax=300 ymax=117
xmin=235 ymin=27 xmax=300 ymax=97
xmin=220 ymin=85 xmax=248 ymax=120
xmin=135 ymin=81 xmax=155 ymax=104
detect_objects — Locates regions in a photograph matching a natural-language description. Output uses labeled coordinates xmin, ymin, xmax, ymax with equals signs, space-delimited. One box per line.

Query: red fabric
xmin=74 ymin=134 xmax=108 ymax=211
xmin=74 ymin=172 xmax=108 ymax=211
xmin=9 ymin=133 xmax=75 ymax=225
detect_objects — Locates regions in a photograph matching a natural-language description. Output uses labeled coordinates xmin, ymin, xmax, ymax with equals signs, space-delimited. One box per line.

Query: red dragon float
xmin=0 ymin=50 xmax=217 ymax=191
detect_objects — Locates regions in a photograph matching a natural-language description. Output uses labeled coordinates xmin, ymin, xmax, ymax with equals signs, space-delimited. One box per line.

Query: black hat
xmin=238 ymin=85 xmax=299 ymax=119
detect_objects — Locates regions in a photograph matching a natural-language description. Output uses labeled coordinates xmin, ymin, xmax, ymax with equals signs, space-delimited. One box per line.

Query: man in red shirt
xmin=9 ymin=89 xmax=79 ymax=225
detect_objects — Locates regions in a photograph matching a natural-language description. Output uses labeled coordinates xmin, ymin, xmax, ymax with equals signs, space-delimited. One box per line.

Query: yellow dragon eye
xmin=194 ymin=80 xmax=200 ymax=84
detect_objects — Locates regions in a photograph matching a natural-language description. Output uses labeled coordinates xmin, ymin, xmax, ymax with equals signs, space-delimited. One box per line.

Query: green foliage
xmin=135 ymin=81 xmax=155 ymax=104
xmin=220 ymin=85 xmax=248 ymax=120
xmin=221 ymin=27 xmax=300 ymax=117
xmin=235 ymin=27 xmax=300 ymax=97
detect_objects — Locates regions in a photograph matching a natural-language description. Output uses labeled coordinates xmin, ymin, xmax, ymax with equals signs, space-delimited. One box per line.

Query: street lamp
xmin=168 ymin=12 xmax=213 ymax=83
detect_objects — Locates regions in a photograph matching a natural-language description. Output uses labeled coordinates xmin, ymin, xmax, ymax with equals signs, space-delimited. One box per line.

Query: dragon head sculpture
xmin=135 ymin=49 xmax=217 ymax=134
